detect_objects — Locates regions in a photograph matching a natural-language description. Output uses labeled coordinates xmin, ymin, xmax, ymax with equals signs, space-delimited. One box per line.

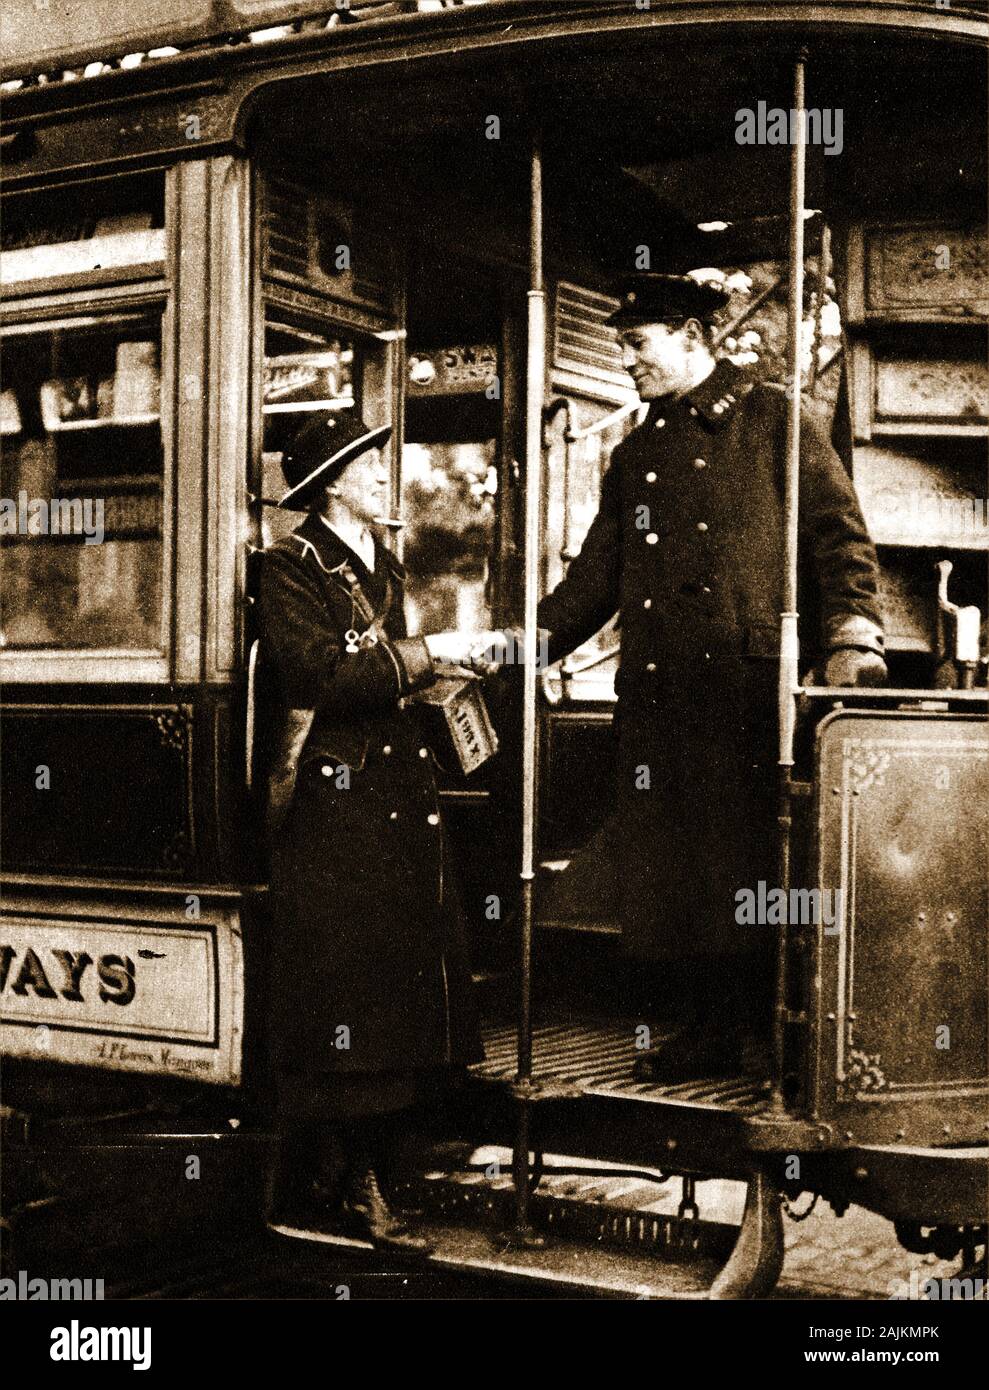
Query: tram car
xmin=1 ymin=1 xmax=986 ymax=1297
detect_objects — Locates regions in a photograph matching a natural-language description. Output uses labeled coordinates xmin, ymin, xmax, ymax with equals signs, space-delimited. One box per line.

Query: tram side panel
xmin=808 ymin=708 xmax=989 ymax=1147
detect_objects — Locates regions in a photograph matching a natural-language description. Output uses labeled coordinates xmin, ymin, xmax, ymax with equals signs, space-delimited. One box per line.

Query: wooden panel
xmin=260 ymin=174 xmax=398 ymax=329
xmin=875 ymin=556 xmax=937 ymax=653
xmin=853 ymin=444 xmax=989 ymax=550
xmin=813 ymin=710 xmax=989 ymax=1146
xmin=207 ymin=155 xmax=252 ymax=680
xmin=850 ymin=337 xmax=989 ymax=441
xmin=0 ymin=706 xmax=195 ymax=876
xmin=0 ymin=0 xmax=212 ymax=80
xmin=172 ymin=160 xmax=209 ymax=683
xmin=875 ymin=355 xmax=988 ymax=423
xmin=865 ymin=224 xmax=989 ymax=318
xmin=552 ymin=282 xmax=629 ymax=395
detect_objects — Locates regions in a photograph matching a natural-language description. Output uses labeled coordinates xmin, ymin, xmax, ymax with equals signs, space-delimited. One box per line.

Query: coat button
xmin=654 ymin=417 xmax=665 ymax=429
xmin=689 ymin=406 xmax=698 ymax=417
xmin=389 ymin=811 xmax=399 ymax=820
xmin=427 ymin=813 xmax=440 ymax=826
xmin=702 ymin=585 xmax=712 ymax=595
xmin=419 ymin=747 xmax=429 ymax=758
xmin=697 ymin=521 xmax=709 ymax=532
xmin=645 ymin=533 xmax=658 ymax=545
xmin=645 ymin=471 xmax=657 ymax=483
xmin=645 ymin=662 xmax=657 ymax=673
xmin=321 ymin=764 xmax=333 ymax=777
xmin=692 ymin=458 xmax=707 ymax=470
xmin=643 ymin=598 xmax=653 ymax=609
xmin=382 ymin=744 xmax=392 ymax=755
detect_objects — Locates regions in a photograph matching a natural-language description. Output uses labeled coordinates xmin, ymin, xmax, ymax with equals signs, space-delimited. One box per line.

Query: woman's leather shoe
xmin=340 ymin=1166 xmax=434 ymax=1253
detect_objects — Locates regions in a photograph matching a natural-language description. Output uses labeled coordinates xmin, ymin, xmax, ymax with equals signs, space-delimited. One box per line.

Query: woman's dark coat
xmin=257 ymin=511 xmax=481 ymax=1084
xmin=536 ymin=358 xmax=885 ymax=960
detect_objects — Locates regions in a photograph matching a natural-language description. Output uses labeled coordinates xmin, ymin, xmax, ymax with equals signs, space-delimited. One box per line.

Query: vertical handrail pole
xmin=512 ymin=132 xmax=545 ymax=1237
xmin=771 ymin=49 xmax=808 ymax=1110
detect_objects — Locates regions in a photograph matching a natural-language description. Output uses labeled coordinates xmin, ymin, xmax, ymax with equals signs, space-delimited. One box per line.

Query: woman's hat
xmin=278 ymin=411 xmax=392 ymax=510
xmin=608 ymin=273 xmax=731 ymax=329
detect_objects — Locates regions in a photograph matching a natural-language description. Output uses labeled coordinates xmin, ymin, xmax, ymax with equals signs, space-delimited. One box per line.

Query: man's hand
xmin=824 ymin=648 xmax=888 ymax=688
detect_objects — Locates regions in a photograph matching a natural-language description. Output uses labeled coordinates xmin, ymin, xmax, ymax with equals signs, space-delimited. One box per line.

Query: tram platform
xmin=473 ymin=1018 xmax=769 ymax=1110
xmin=458 ymin=1015 xmax=791 ymax=1178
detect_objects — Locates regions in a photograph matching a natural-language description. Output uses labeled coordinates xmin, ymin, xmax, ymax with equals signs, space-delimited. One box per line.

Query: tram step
xmin=268 ymin=1216 xmax=723 ymax=1298
xmin=268 ymin=1153 xmax=756 ymax=1298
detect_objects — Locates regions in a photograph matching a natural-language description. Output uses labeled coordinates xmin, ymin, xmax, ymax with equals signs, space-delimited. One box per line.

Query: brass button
xmin=645 ymin=662 xmax=657 ymax=673
xmin=702 ymin=585 xmax=712 ymax=595
xmin=418 ymin=747 xmax=429 ymax=758
xmin=689 ymin=406 xmax=698 ymax=417
xmin=427 ymin=813 xmax=440 ymax=826
xmin=697 ymin=521 xmax=709 ymax=533
xmin=389 ymin=811 xmax=399 ymax=820
xmin=692 ymin=458 xmax=707 ymax=470
xmin=321 ymin=765 xmax=333 ymax=777
xmin=654 ymin=417 xmax=666 ymax=429
xmin=646 ymin=533 xmax=658 ymax=545
xmin=382 ymin=744 xmax=392 ymax=755
xmin=713 ymin=401 xmax=726 ymax=414
xmin=645 ymin=471 xmax=657 ymax=483
xmin=643 ymin=598 xmax=653 ymax=610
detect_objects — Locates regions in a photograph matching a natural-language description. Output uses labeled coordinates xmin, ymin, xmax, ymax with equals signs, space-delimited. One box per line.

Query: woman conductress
xmin=258 ymin=409 xmax=485 ymax=1251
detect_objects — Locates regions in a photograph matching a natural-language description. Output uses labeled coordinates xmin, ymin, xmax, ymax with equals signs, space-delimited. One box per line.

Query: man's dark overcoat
xmin=537 ymin=358 xmax=884 ymax=960
xmin=257 ymin=512 xmax=481 ymax=1092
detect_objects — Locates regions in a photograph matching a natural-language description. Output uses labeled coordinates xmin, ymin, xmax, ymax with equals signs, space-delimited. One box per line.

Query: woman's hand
xmin=424 ymin=630 xmax=510 ymax=672
xmin=424 ymin=631 xmax=477 ymax=667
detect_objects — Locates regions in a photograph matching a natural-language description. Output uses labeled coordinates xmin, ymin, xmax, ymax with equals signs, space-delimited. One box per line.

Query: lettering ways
xmin=0 ymin=945 xmax=136 ymax=1007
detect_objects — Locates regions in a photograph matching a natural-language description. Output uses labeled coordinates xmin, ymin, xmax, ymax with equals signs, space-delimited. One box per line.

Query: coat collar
xmin=680 ymin=357 xmax=752 ymax=430
xmin=294 ymin=510 xmax=406 ymax=583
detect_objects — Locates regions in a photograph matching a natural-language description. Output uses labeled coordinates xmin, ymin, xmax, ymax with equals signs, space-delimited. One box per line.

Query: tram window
xmin=0 ymin=173 xmax=166 ymax=288
xmin=0 ymin=310 xmax=164 ymax=651
xmin=260 ymin=313 xmax=359 ymax=546
xmin=401 ymin=438 xmax=498 ymax=636
xmin=401 ymin=392 xmax=498 ymax=637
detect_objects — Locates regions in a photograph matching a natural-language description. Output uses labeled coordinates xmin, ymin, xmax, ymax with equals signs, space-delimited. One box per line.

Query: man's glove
xmin=824 ymin=647 xmax=888 ymax=688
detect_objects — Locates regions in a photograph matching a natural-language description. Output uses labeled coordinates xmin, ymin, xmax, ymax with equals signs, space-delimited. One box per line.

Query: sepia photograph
xmin=0 ymin=0 xmax=986 ymax=1361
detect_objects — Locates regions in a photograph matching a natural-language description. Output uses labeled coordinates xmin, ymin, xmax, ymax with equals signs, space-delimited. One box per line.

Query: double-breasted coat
xmin=537 ymin=357 xmax=884 ymax=960
xmin=257 ymin=512 xmax=481 ymax=1101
